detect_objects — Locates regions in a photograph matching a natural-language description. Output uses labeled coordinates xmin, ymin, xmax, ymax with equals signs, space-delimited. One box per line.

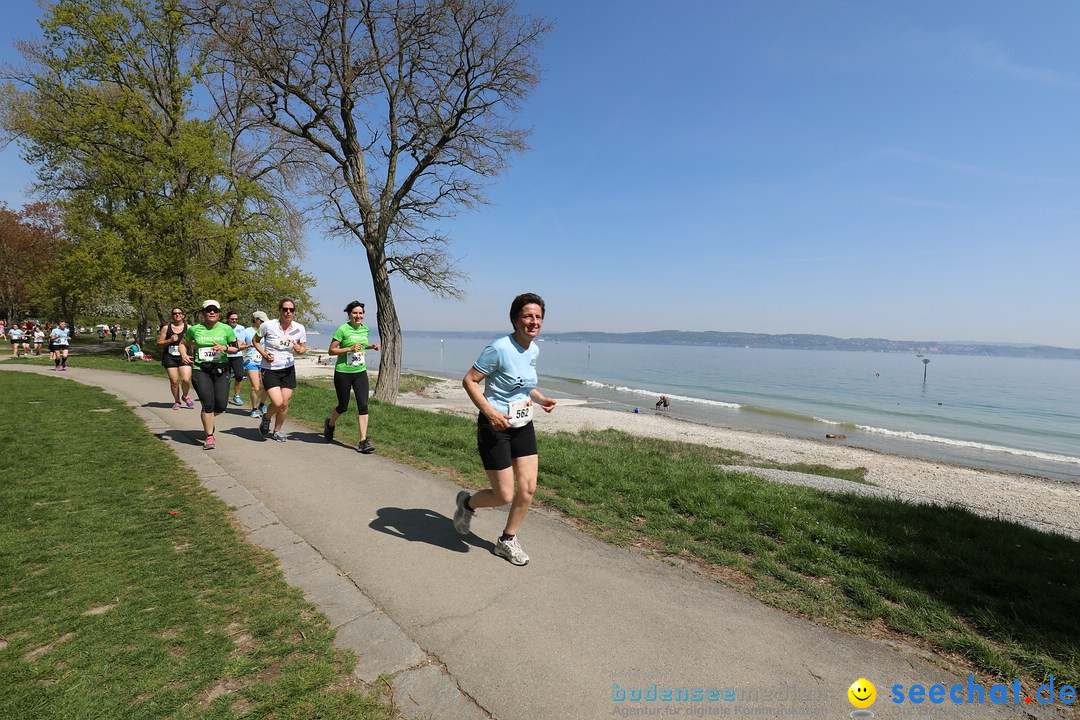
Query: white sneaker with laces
xmin=494 ymin=536 xmax=529 ymax=566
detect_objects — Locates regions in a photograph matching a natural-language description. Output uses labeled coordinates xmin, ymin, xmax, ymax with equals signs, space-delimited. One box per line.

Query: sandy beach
xmin=294 ymin=356 xmax=1080 ymax=541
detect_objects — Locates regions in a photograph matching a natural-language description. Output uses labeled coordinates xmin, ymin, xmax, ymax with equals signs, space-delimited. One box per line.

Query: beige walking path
xmin=3 ymin=363 xmax=1063 ymax=719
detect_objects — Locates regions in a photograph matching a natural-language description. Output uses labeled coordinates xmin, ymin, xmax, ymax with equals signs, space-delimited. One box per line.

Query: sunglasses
xmin=280 ymin=307 xmax=295 ymax=313
xmin=172 ymin=311 xmax=184 ymax=316
xmin=204 ymin=307 xmax=220 ymax=313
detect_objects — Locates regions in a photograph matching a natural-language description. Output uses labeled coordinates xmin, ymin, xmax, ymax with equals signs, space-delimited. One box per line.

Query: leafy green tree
xmin=192 ymin=0 xmax=549 ymax=401
xmin=2 ymin=0 xmax=317 ymax=340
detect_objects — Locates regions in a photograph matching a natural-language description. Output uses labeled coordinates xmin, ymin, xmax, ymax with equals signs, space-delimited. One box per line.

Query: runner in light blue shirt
xmin=452 ymin=293 xmax=557 ymax=567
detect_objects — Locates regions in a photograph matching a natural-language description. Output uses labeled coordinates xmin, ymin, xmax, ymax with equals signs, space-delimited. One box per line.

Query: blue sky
xmin=3 ymin=1 xmax=1079 ymax=347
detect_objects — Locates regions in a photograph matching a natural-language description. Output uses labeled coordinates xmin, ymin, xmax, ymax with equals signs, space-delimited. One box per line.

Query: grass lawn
xmin=0 ymin=371 xmax=395 ymax=719
xmin=10 ymin=352 xmax=1079 ymax=691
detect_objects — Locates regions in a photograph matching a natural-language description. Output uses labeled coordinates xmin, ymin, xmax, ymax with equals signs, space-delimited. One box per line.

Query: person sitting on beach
xmin=655 ymin=395 xmax=670 ymax=410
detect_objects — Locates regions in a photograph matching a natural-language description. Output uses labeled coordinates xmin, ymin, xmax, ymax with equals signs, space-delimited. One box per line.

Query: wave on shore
xmin=581 ymin=379 xmax=741 ymax=409
xmin=573 ymin=377 xmax=1080 ymax=472
xmin=854 ymin=424 xmax=1080 ymax=466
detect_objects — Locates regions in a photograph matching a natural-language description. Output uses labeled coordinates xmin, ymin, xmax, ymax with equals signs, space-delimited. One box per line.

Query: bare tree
xmin=192 ymin=0 xmax=549 ymax=401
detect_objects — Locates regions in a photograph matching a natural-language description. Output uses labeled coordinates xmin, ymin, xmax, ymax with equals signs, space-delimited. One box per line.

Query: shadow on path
xmin=370 ymin=507 xmax=496 ymax=555
xmin=158 ymin=428 xmax=205 ymax=447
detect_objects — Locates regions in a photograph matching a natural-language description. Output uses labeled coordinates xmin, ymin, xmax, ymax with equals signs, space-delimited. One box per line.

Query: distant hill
xmin=405 ymin=330 xmax=1080 ymax=359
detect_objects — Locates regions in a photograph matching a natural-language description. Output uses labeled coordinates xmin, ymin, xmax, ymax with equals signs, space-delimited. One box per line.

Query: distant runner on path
xmin=49 ymin=321 xmax=71 ymax=370
xmin=253 ymin=299 xmax=307 ymax=443
xmin=323 ymin=300 xmax=380 ymax=453
xmin=156 ymin=307 xmax=194 ymax=410
xmin=241 ymin=311 xmax=268 ymax=418
xmin=225 ymin=310 xmax=247 ymax=407
xmin=453 ymin=293 xmax=557 ymax=566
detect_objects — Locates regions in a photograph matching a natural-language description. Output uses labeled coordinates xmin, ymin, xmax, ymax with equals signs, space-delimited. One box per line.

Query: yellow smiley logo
xmin=848 ymin=678 xmax=876 ymax=709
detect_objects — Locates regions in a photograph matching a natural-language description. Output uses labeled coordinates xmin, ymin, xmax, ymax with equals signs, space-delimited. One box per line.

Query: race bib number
xmin=55 ymin=337 xmax=69 ymax=346
xmin=347 ymin=350 xmax=365 ymax=367
xmin=197 ymin=347 xmax=220 ymax=362
xmin=275 ymin=337 xmax=293 ymax=350
xmin=507 ymin=398 xmax=533 ymax=428
xmin=168 ymin=345 xmax=181 ymax=356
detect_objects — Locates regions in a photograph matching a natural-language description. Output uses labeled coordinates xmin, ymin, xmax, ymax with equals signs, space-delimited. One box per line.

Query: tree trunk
xmin=367 ymin=242 xmax=400 ymax=404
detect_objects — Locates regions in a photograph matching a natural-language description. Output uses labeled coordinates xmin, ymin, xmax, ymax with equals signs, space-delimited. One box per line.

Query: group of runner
xmin=156 ymin=299 xmax=302 ymax=450
xmin=1 ymin=320 xmax=72 ymax=368
xmin=157 ymin=292 xmax=555 ymax=567
xmin=4 ymin=321 xmax=48 ymax=358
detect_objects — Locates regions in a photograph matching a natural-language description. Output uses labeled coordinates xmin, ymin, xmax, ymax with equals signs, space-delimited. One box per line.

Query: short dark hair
xmin=226 ymin=310 xmax=239 ymax=320
xmin=278 ymin=298 xmax=295 ymax=310
xmin=344 ymin=300 xmax=366 ymax=314
xmin=510 ymin=293 xmax=545 ymax=326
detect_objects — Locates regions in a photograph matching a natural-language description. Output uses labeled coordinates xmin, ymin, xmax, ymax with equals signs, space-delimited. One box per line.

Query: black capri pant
xmin=228 ymin=355 xmax=245 ymax=381
xmin=333 ymin=370 xmax=370 ymax=415
xmin=191 ymin=365 xmax=231 ymax=414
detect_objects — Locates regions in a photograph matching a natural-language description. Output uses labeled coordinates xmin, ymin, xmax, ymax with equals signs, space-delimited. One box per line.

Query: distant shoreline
xmin=396 ymin=329 xmax=1080 ymax=360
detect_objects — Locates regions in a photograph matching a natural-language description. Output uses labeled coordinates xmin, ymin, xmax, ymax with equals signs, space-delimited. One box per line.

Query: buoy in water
xmin=825 ymin=433 xmax=847 ymax=439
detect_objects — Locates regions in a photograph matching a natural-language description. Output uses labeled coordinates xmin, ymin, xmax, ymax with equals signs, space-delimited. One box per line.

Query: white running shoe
xmin=453 ymin=490 xmax=474 ymax=535
xmin=494 ymin=536 xmax=529 ymax=566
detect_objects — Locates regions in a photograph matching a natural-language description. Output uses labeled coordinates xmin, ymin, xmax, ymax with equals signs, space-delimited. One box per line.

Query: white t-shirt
xmin=258 ymin=319 xmax=306 ymax=370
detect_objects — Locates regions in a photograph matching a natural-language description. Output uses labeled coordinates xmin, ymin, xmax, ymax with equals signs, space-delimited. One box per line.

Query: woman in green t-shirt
xmin=180 ymin=300 xmax=238 ymax=450
xmin=323 ymin=300 xmax=380 ymax=453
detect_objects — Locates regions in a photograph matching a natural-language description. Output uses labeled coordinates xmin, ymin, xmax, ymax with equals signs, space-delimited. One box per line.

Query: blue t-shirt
xmin=239 ymin=326 xmax=259 ymax=364
xmin=472 ymin=335 xmax=539 ymax=415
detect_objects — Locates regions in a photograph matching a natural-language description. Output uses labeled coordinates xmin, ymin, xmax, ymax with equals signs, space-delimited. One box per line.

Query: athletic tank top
xmin=162 ymin=322 xmax=188 ymax=353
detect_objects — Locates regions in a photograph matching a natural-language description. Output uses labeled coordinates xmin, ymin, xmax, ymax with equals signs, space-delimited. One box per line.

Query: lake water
xmin=311 ymin=327 xmax=1080 ymax=483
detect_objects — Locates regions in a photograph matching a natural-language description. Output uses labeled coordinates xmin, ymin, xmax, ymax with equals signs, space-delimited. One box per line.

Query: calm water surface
xmin=314 ymin=327 xmax=1080 ymax=483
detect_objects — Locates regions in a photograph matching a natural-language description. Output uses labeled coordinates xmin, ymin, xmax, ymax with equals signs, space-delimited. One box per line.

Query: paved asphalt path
xmin=3 ymin=362 xmax=1058 ymax=719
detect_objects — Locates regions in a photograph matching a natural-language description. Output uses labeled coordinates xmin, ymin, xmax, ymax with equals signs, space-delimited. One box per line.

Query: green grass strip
xmin=0 ymin=372 xmax=393 ymax=720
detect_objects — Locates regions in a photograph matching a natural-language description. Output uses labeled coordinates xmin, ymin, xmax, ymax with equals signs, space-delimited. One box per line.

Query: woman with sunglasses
xmin=179 ymin=300 xmax=239 ymax=450
xmin=156 ymin=306 xmax=195 ymax=410
xmin=323 ymin=300 xmax=381 ymax=453
xmin=252 ymin=299 xmax=307 ymax=442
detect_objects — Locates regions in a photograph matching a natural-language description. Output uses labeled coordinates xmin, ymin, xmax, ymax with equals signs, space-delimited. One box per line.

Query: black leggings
xmin=333 ymin=370 xmax=369 ymax=415
xmin=191 ymin=366 xmax=231 ymax=414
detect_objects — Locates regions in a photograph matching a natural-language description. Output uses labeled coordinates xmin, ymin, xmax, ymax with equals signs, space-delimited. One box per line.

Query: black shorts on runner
xmin=476 ymin=413 xmax=538 ymax=471
xmin=228 ymin=355 xmax=244 ymax=381
xmin=161 ymin=350 xmax=185 ymax=369
xmin=262 ymin=365 xmax=297 ymax=390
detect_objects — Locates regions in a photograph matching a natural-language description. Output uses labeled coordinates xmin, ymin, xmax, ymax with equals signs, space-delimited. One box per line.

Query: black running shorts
xmin=262 ymin=366 xmax=297 ymax=390
xmin=476 ymin=413 xmax=537 ymax=471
